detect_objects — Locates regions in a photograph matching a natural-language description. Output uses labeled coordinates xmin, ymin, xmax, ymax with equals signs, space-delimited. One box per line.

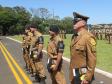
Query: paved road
xmin=0 ymin=36 xmax=112 ymax=84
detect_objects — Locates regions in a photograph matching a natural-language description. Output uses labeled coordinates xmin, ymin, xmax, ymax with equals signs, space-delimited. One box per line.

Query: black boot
xmin=24 ymin=64 xmax=28 ymax=69
xmin=29 ymin=68 xmax=34 ymax=76
xmin=40 ymin=77 xmax=46 ymax=84
xmin=35 ymin=74 xmax=41 ymax=82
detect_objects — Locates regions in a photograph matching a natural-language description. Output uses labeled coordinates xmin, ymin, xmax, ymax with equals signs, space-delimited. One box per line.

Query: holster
xmin=47 ymin=58 xmax=53 ymax=73
xmin=30 ymin=51 xmax=33 ymax=58
xmin=73 ymin=67 xmax=95 ymax=84
xmin=74 ymin=68 xmax=81 ymax=84
xmin=26 ymin=45 xmax=30 ymax=54
xmin=33 ymin=51 xmax=43 ymax=61
xmin=47 ymin=58 xmax=63 ymax=73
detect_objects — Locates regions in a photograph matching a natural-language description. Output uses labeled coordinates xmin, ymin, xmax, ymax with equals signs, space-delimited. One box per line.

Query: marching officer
xmin=69 ymin=12 xmax=96 ymax=84
xmin=47 ymin=25 xmax=66 ymax=84
xmin=29 ymin=24 xmax=46 ymax=84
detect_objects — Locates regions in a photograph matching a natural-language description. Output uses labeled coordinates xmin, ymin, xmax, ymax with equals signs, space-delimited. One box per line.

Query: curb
xmin=6 ymin=37 xmax=112 ymax=78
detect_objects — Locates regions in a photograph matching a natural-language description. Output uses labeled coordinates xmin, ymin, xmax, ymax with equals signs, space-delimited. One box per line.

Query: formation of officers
xmin=22 ymin=12 xmax=96 ymax=84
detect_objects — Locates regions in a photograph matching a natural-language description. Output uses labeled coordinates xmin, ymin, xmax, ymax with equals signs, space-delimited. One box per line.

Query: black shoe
xmin=25 ymin=68 xmax=29 ymax=71
xmin=24 ymin=65 xmax=27 ymax=69
xmin=40 ymin=80 xmax=46 ymax=84
xmin=35 ymin=74 xmax=41 ymax=82
xmin=31 ymin=73 xmax=35 ymax=77
xmin=40 ymin=77 xmax=46 ymax=84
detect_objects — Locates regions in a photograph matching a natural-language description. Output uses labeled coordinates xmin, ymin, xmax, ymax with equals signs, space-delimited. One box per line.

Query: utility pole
xmin=53 ymin=9 xmax=55 ymax=24
xmin=53 ymin=9 xmax=54 ymax=19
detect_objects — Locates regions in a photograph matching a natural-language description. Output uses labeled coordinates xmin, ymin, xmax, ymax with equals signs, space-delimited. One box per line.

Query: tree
xmin=0 ymin=5 xmax=74 ymax=35
xmin=0 ymin=6 xmax=32 ymax=35
xmin=0 ymin=7 xmax=18 ymax=35
xmin=13 ymin=6 xmax=31 ymax=25
xmin=54 ymin=16 xmax=60 ymax=20
xmin=31 ymin=8 xmax=51 ymax=20
xmin=31 ymin=16 xmax=43 ymax=25
xmin=60 ymin=17 xmax=73 ymax=33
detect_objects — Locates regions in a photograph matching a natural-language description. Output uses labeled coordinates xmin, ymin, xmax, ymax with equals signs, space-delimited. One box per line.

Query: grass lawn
xmin=96 ymin=40 xmax=112 ymax=73
xmin=10 ymin=34 xmax=112 ymax=73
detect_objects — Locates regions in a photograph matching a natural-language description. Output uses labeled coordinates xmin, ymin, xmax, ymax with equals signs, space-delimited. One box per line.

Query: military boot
xmin=30 ymin=68 xmax=35 ymax=77
xmin=40 ymin=76 xmax=46 ymax=84
xmin=35 ymin=74 xmax=41 ymax=82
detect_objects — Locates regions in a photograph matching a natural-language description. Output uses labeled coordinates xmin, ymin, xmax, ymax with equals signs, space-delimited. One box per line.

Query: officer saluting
xmin=70 ymin=12 xmax=96 ymax=84
xmin=47 ymin=25 xmax=66 ymax=84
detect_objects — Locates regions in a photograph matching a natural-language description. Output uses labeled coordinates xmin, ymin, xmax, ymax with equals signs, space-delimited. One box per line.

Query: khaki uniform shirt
xmin=47 ymin=35 xmax=64 ymax=70
xmin=70 ymin=29 xmax=96 ymax=81
xmin=22 ymin=32 xmax=32 ymax=49
xmin=30 ymin=31 xmax=43 ymax=59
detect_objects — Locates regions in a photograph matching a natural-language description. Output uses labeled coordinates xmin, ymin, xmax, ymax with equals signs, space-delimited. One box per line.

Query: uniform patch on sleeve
xmin=90 ymin=38 xmax=96 ymax=46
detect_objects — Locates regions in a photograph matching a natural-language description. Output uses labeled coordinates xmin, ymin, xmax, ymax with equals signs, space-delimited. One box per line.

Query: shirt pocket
xmin=47 ymin=42 xmax=57 ymax=54
xmin=75 ymin=45 xmax=86 ymax=56
xmin=76 ymin=45 xmax=85 ymax=51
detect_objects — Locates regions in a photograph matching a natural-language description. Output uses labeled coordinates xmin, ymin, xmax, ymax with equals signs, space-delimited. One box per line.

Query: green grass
xmin=63 ymin=34 xmax=71 ymax=58
xmin=10 ymin=35 xmax=23 ymax=41
xmin=96 ymin=40 xmax=112 ymax=73
xmin=43 ymin=34 xmax=72 ymax=58
xmin=10 ymin=35 xmax=112 ymax=73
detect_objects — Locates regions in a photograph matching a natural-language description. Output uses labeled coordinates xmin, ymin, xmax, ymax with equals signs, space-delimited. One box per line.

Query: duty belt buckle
xmin=80 ymin=67 xmax=87 ymax=74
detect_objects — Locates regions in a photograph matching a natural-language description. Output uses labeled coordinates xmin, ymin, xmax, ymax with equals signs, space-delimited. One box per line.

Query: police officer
xmin=64 ymin=30 xmax=66 ymax=39
xmin=21 ymin=25 xmax=35 ymax=75
xmin=69 ymin=12 xmax=96 ymax=84
xmin=47 ymin=25 xmax=66 ymax=84
xmin=29 ymin=24 xmax=46 ymax=84
xmin=62 ymin=30 xmax=64 ymax=39
xmin=22 ymin=25 xmax=32 ymax=71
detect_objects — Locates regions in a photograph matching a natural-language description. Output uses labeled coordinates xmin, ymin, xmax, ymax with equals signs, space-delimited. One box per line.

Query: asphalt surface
xmin=0 ymin=45 xmax=17 ymax=84
xmin=0 ymin=36 xmax=112 ymax=84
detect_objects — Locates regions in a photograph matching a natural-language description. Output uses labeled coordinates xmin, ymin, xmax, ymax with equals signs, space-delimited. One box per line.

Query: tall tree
xmin=0 ymin=6 xmax=31 ymax=35
xmin=13 ymin=6 xmax=31 ymax=25
xmin=31 ymin=8 xmax=51 ymax=20
xmin=0 ymin=7 xmax=17 ymax=35
xmin=60 ymin=17 xmax=73 ymax=33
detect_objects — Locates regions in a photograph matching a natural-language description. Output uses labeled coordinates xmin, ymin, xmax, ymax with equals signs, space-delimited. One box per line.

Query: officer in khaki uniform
xmin=29 ymin=24 xmax=46 ymax=84
xmin=70 ymin=12 xmax=96 ymax=84
xmin=22 ymin=25 xmax=35 ymax=75
xmin=29 ymin=31 xmax=36 ymax=76
xmin=22 ymin=25 xmax=32 ymax=71
xmin=47 ymin=25 xmax=66 ymax=84
xmin=27 ymin=30 xmax=34 ymax=73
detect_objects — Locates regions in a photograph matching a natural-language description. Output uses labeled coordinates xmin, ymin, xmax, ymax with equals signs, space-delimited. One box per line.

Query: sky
xmin=0 ymin=0 xmax=112 ymax=24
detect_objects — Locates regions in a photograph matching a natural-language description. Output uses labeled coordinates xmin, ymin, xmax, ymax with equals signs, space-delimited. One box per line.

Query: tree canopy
xmin=0 ymin=5 xmax=73 ymax=35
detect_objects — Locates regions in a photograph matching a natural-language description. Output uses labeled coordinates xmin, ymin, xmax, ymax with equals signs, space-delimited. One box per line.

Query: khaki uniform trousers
xmin=23 ymin=50 xmax=30 ymax=69
xmin=29 ymin=58 xmax=36 ymax=73
xmin=34 ymin=59 xmax=46 ymax=78
xmin=50 ymin=70 xmax=66 ymax=84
